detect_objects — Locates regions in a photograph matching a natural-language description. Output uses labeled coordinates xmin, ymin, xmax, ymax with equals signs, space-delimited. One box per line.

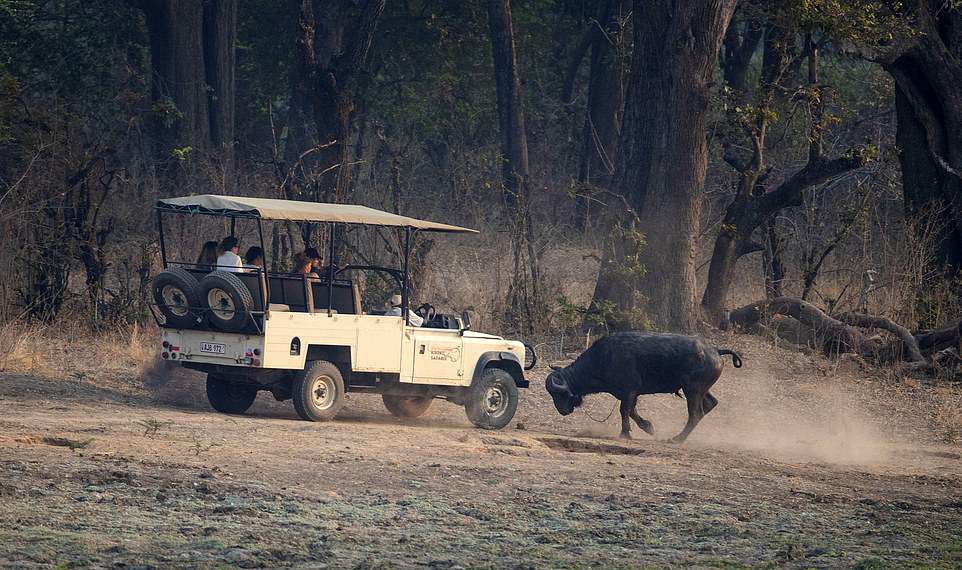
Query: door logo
xmin=429 ymin=346 xmax=461 ymax=362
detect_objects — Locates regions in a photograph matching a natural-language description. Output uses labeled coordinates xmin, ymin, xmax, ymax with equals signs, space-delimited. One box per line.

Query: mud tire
xmin=199 ymin=270 xmax=254 ymax=332
xmin=152 ymin=268 xmax=201 ymax=328
xmin=292 ymin=360 xmax=345 ymax=422
xmin=465 ymin=367 xmax=518 ymax=430
xmin=206 ymin=374 xmax=257 ymax=415
xmin=382 ymin=395 xmax=433 ymax=418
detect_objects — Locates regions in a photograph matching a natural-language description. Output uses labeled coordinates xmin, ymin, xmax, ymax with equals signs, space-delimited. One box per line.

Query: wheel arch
xmin=472 ymin=351 xmax=528 ymax=388
xmin=305 ymin=344 xmax=352 ymax=380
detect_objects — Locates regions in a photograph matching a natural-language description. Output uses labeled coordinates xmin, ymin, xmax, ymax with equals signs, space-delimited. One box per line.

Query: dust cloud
xmin=689 ymin=365 xmax=892 ymax=466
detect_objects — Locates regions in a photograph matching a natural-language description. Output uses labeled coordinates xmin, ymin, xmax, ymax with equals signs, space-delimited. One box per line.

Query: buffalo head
xmin=544 ymin=368 xmax=583 ymax=416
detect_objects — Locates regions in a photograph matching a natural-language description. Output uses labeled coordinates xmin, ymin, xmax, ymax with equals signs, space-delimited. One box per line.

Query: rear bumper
xmin=159 ymin=329 xmax=265 ymax=368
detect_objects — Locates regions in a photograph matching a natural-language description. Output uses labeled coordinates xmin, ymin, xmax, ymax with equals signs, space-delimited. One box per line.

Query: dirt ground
xmin=1 ymin=331 xmax=961 ymax=569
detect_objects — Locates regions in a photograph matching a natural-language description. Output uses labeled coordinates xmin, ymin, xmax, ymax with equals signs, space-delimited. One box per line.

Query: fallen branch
xmin=835 ymin=312 xmax=924 ymax=362
xmin=728 ymin=297 xmax=913 ymax=364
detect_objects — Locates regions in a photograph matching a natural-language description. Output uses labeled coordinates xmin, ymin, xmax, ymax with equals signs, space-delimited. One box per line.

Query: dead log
xmin=728 ymin=297 xmax=911 ymax=364
xmin=915 ymin=320 xmax=962 ymax=353
xmin=835 ymin=312 xmax=925 ymax=362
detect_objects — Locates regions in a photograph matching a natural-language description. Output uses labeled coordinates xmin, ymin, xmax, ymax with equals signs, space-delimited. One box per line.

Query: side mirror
xmin=460 ymin=311 xmax=471 ymax=335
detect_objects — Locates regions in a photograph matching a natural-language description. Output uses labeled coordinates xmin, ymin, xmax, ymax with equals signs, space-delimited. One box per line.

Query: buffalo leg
xmin=629 ymin=406 xmax=655 ymax=436
xmin=618 ymin=396 xmax=636 ymax=439
xmin=703 ymin=391 xmax=718 ymax=415
xmin=671 ymin=387 xmax=706 ymax=443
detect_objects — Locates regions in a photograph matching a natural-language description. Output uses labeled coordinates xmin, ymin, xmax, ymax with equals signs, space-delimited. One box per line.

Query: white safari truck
xmin=150 ymin=195 xmax=534 ymax=429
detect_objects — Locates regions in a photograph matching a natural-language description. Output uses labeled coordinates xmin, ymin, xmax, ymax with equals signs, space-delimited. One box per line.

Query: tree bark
xmin=293 ymin=0 xmax=385 ymax=204
xmin=488 ymin=0 xmax=530 ymax=212
xmin=575 ymin=0 xmax=630 ymax=229
xmin=203 ymin=0 xmax=237 ymax=164
xmin=142 ymin=0 xmax=210 ymax=155
xmin=591 ymin=0 xmax=737 ymax=332
xmin=488 ymin=0 xmax=544 ymax=332
xmin=881 ymin=2 xmax=962 ymax=279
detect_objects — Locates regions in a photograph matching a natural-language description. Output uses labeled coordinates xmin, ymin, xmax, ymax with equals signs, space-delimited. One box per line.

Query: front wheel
xmin=292 ymin=361 xmax=346 ymax=422
xmin=465 ymin=367 xmax=519 ymax=430
xmin=206 ymin=374 xmax=257 ymax=414
xmin=382 ymin=394 xmax=433 ymax=418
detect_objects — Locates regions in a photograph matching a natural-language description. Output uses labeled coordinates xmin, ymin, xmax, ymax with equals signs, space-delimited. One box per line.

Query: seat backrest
xmin=272 ymin=276 xmax=308 ymax=312
xmin=311 ymin=280 xmax=356 ymax=314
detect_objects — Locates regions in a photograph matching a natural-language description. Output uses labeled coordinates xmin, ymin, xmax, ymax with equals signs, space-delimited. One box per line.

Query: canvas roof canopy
xmin=156 ymin=194 xmax=478 ymax=234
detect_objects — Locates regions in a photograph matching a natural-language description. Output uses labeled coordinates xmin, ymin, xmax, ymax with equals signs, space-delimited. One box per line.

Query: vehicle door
xmin=410 ymin=326 xmax=465 ymax=384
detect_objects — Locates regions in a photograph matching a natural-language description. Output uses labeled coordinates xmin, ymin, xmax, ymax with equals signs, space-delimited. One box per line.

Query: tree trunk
xmin=575 ymin=0 xmax=630 ymax=229
xmin=488 ymin=0 xmax=543 ymax=332
xmin=142 ymin=0 xmax=210 ymax=156
xmin=203 ymin=0 xmax=237 ymax=169
xmin=488 ymin=0 xmax=530 ymax=212
xmin=297 ymin=0 xmax=384 ymax=204
xmin=879 ymin=2 xmax=962 ymax=279
xmin=591 ymin=0 xmax=738 ymax=333
xmin=890 ymin=74 xmax=962 ymax=277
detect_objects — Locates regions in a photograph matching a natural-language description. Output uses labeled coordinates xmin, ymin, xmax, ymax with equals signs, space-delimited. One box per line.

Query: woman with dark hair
xmin=292 ymin=252 xmax=318 ymax=277
xmin=216 ymin=236 xmax=243 ymax=272
xmin=196 ymin=241 xmax=219 ymax=269
xmin=244 ymin=246 xmax=264 ymax=269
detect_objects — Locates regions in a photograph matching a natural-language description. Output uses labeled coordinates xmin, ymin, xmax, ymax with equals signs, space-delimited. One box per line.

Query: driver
xmin=385 ymin=294 xmax=423 ymax=327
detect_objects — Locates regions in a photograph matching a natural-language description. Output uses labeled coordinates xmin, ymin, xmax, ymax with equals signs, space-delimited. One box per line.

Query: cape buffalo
xmin=545 ymin=332 xmax=743 ymax=442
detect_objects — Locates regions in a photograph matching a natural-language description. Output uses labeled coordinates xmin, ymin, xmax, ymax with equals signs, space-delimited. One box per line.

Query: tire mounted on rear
xmin=465 ymin=367 xmax=518 ymax=430
xmin=292 ymin=360 xmax=345 ymax=422
xmin=199 ymin=270 xmax=254 ymax=332
xmin=152 ymin=268 xmax=201 ymax=328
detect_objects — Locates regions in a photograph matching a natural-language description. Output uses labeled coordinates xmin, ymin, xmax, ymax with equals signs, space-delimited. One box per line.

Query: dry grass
xmin=0 ymin=318 xmax=155 ymax=386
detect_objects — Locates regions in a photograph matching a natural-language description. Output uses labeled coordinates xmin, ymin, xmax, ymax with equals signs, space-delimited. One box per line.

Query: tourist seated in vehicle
xmin=244 ymin=246 xmax=264 ymax=270
xmin=216 ymin=236 xmax=244 ymax=272
xmin=385 ymin=294 xmax=423 ymax=327
xmin=196 ymin=240 xmax=219 ymax=269
xmin=292 ymin=252 xmax=319 ymax=278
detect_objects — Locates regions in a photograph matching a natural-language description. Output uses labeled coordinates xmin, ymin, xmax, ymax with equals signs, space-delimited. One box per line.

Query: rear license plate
xmin=199 ymin=342 xmax=226 ymax=355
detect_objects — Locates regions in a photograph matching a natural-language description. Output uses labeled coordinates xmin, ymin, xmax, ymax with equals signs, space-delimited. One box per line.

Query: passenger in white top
xmin=215 ymin=236 xmax=244 ymax=272
xmin=385 ymin=294 xmax=423 ymax=326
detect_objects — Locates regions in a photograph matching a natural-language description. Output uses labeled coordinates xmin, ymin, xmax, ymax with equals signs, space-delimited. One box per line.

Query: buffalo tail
xmin=717 ymin=348 xmax=743 ymax=368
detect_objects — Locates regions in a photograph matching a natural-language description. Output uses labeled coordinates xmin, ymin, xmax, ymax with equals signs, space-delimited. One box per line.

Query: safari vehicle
xmin=150 ymin=195 xmax=534 ymax=429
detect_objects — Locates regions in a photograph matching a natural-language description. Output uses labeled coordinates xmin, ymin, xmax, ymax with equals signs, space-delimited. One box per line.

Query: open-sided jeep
xmin=150 ymin=195 xmax=534 ymax=429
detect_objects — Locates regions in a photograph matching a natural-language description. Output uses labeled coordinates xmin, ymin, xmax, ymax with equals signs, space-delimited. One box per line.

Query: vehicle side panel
xmin=262 ymin=312 xmax=404 ymax=372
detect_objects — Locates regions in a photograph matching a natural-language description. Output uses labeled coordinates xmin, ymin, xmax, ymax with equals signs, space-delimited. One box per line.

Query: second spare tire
xmin=152 ymin=267 xmax=201 ymax=329
xmin=199 ymin=270 xmax=254 ymax=331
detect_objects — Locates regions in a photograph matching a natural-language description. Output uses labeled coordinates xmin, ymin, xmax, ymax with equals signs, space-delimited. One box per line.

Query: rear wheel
xmin=382 ymin=394 xmax=433 ymax=418
xmin=292 ymin=361 xmax=345 ymax=422
xmin=465 ymin=367 xmax=518 ymax=430
xmin=206 ymin=374 xmax=257 ymax=414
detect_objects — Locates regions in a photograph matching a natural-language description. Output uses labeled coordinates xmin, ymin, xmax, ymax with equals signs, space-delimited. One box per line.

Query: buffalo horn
xmin=549 ymin=364 xmax=562 ymax=371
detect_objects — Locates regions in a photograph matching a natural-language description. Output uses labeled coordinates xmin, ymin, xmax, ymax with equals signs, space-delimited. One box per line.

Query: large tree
xmin=877 ymin=2 xmax=962 ymax=279
xmin=591 ymin=0 xmax=738 ymax=332
xmin=138 ymin=0 xmax=237 ymax=169
xmin=288 ymin=0 xmax=385 ymax=204
xmin=575 ymin=0 xmax=631 ymax=229
xmin=488 ymin=0 xmax=543 ymax=331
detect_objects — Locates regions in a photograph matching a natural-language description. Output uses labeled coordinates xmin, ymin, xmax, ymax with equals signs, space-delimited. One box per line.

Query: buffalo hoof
xmin=668 ymin=434 xmax=688 ymax=444
xmin=618 ymin=432 xmax=632 ymax=440
xmin=638 ymin=421 xmax=655 ymax=436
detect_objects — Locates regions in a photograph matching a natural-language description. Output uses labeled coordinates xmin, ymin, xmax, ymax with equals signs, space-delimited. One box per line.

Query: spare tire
xmin=152 ymin=267 xmax=201 ymax=328
xmin=199 ymin=270 xmax=254 ymax=331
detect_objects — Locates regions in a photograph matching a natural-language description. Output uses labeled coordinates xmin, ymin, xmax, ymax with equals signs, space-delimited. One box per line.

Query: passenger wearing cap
xmin=385 ymin=294 xmax=423 ymax=327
